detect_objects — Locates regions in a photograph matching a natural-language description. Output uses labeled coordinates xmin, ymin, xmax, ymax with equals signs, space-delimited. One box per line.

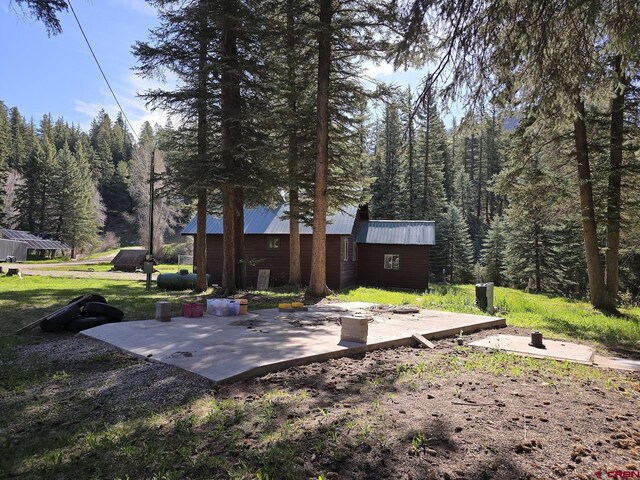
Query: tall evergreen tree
xmin=308 ymin=0 xmax=333 ymax=296
xmin=370 ymin=101 xmax=404 ymax=218
xmin=439 ymin=203 xmax=473 ymax=284
xmin=396 ymin=0 xmax=640 ymax=310
xmin=0 ymin=102 xmax=10 ymax=226
xmin=480 ymin=215 xmax=507 ymax=285
xmin=49 ymin=142 xmax=104 ymax=256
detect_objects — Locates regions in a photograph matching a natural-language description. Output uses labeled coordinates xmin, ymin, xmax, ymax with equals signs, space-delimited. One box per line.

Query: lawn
xmin=35 ymin=262 xmax=183 ymax=274
xmin=1 ymin=277 xmax=639 ymax=479
xmin=340 ymin=285 xmax=640 ymax=351
xmin=0 ymin=276 xmax=302 ymax=346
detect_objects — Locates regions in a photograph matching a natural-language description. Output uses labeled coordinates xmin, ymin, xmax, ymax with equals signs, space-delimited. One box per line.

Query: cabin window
xmin=342 ymin=237 xmax=349 ymax=261
xmin=384 ymin=254 xmax=400 ymax=270
xmin=267 ymin=236 xmax=280 ymax=249
xmin=352 ymin=242 xmax=357 ymax=262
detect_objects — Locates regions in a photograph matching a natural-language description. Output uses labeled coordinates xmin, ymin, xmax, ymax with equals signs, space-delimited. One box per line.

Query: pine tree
xmin=8 ymin=107 xmax=30 ymax=171
xmin=416 ymin=95 xmax=447 ymax=222
xmin=480 ymin=215 xmax=507 ymax=285
xmin=0 ymin=102 xmax=10 ymax=226
xmin=49 ymin=142 xmax=104 ymax=256
xmin=439 ymin=203 xmax=474 ymax=284
xmin=370 ymin=101 xmax=404 ymax=219
xmin=12 ymin=0 xmax=69 ymax=35
xmin=13 ymin=136 xmax=56 ymax=235
xmin=308 ymin=0 xmax=333 ymax=296
xmin=397 ymin=0 xmax=640 ymax=310
xmin=261 ymin=0 xmax=318 ymax=286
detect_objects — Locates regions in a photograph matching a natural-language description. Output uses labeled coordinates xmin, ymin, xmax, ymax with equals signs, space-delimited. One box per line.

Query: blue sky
xmin=0 ymin=1 xmax=451 ymax=135
xmin=1 ymin=0 xmax=164 ymax=133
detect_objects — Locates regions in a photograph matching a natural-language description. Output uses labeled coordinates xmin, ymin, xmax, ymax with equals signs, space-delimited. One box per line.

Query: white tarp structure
xmin=0 ymin=238 xmax=28 ymax=261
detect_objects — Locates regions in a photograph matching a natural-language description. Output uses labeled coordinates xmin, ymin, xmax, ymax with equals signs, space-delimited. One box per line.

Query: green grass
xmin=338 ymin=285 xmax=640 ymax=349
xmin=0 ymin=276 xmax=304 ymax=354
xmin=1 ymin=277 xmax=639 ymax=479
xmin=35 ymin=262 xmax=182 ymax=274
xmin=21 ymin=257 xmax=71 ymax=264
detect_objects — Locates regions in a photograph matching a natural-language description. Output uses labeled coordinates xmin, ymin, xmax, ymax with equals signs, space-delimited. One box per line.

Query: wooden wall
xmin=203 ymin=234 xmax=346 ymax=290
xmin=357 ymin=244 xmax=430 ymax=290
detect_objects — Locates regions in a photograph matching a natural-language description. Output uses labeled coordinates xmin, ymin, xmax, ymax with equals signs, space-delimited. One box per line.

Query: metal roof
xmin=111 ymin=249 xmax=147 ymax=267
xmin=356 ymin=220 xmax=436 ymax=245
xmin=181 ymin=205 xmax=359 ymax=235
xmin=0 ymin=228 xmax=70 ymax=250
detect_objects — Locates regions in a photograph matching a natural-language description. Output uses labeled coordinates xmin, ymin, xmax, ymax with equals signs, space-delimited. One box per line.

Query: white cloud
xmin=74 ymin=73 xmax=175 ymax=137
xmin=112 ymin=0 xmax=157 ymax=17
xmin=363 ymin=60 xmax=395 ymax=79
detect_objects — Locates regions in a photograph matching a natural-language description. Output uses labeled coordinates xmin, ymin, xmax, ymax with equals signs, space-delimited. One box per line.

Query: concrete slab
xmin=468 ymin=334 xmax=594 ymax=364
xmin=82 ymin=302 xmax=505 ymax=383
xmin=593 ymin=355 xmax=640 ymax=372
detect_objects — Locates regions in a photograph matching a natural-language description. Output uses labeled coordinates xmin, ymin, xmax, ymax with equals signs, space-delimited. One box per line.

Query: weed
xmin=411 ymin=432 xmax=431 ymax=454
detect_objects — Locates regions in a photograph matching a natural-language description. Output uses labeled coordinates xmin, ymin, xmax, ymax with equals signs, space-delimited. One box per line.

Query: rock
xmin=325 ymin=473 xmax=339 ymax=479
xmin=626 ymin=464 xmax=638 ymax=470
xmin=427 ymin=394 xmax=435 ymax=399
xmin=425 ymin=448 xmax=437 ymax=456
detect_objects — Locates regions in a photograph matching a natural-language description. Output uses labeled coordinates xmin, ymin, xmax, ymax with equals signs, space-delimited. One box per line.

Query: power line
xmin=67 ymin=0 xmax=140 ymax=142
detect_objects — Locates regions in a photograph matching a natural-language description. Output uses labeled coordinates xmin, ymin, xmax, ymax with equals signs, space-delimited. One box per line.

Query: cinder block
xmin=156 ymin=301 xmax=171 ymax=322
xmin=340 ymin=316 xmax=370 ymax=343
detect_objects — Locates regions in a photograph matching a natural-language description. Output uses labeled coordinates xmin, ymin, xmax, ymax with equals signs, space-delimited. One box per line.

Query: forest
xmin=3 ymin=0 xmax=640 ymax=310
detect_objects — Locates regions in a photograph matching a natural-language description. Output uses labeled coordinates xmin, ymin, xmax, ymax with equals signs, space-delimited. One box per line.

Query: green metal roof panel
xmin=356 ymin=220 xmax=436 ymax=245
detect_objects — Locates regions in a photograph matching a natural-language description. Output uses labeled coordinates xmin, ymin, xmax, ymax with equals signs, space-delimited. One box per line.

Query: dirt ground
xmin=2 ymin=325 xmax=639 ymax=480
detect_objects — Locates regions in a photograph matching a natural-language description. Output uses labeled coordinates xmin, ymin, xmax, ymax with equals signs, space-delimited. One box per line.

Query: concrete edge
xmin=468 ymin=344 xmax=594 ymax=365
xmin=216 ymin=317 xmax=508 ymax=384
xmin=423 ymin=318 xmax=507 ymax=340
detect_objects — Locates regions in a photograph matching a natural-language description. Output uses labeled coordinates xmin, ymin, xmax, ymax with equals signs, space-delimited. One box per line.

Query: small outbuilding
xmin=356 ymin=220 xmax=435 ymax=291
xmin=111 ymin=249 xmax=148 ymax=272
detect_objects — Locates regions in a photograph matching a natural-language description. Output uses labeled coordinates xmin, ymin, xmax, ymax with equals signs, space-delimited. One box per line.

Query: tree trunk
xmin=423 ymin=90 xmax=430 ymax=216
xmin=574 ymin=99 xmax=614 ymax=311
xmin=195 ymin=8 xmax=208 ymax=293
xmin=407 ymin=92 xmax=414 ymax=217
xmin=287 ymin=0 xmax=302 ymax=287
xmin=477 ymin=135 xmax=482 ymax=221
xmin=195 ymin=189 xmax=208 ymax=292
xmin=221 ymin=0 xmax=242 ymax=295
xmin=308 ymin=0 xmax=332 ymax=297
xmin=289 ymin=190 xmax=302 ymax=287
xmin=234 ymin=186 xmax=245 ymax=290
xmin=222 ymin=187 xmax=235 ymax=292
xmin=534 ymin=224 xmax=541 ymax=293
xmin=605 ymin=55 xmax=625 ymax=302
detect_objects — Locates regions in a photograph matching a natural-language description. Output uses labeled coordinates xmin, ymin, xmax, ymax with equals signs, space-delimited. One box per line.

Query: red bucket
xmin=182 ymin=302 xmax=204 ymax=318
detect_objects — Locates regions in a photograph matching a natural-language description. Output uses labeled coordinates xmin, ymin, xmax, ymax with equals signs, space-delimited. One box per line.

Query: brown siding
xmin=339 ymin=208 xmax=367 ymax=289
xmin=357 ymin=244 xmax=430 ymax=290
xmin=201 ymin=233 xmax=344 ymax=290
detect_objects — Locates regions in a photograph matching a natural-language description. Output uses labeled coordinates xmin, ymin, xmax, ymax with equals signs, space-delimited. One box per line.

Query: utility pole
xmin=145 ymin=148 xmax=155 ymax=292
